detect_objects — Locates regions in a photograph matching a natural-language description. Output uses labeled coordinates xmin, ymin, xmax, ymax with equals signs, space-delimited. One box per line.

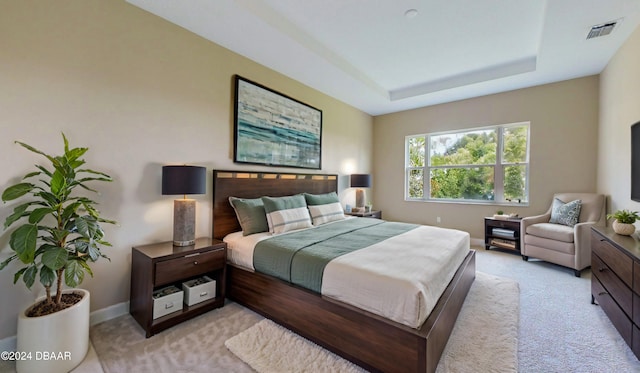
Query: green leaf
xmin=50 ymin=170 xmax=66 ymax=197
xmin=61 ymin=201 xmax=81 ymax=221
xmin=79 ymin=260 xmax=94 ymax=278
xmin=69 ymin=159 xmax=86 ymax=170
xmin=42 ymin=247 xmax=68 ymax=270
xmin=39 ymin=266 xmax=55 ymax=288
xmin=4 ymin=202 xmax=30 ymax=228
xmin=9 ymin=224 xmax=38 ymax=264
xmin=64 ymin=260 xmax=84 ymax=288
xmin=66 ymin=147 xmax=88 ymax=162
xmin=23 ymin=265 xmax=37 ymax=289
xmin=35 ymin=165 xmax=52 ymax=178
xmin=22 ymin=171 xmax=41 ymax=180
xmin=13 ymin=267 xmax=27 ymax=284
xmin=50 ymin=229 xmax=69 ymax=243
xmin=2 ymin=183 xmax=34 ymax=201
xmin=78 ymin=168 xmax=112 ymax=179
xmin=87 ymin=244 xmax=101 ymax=261
xmin=75 ymin=182 xmax=98 ymax=193
xmin=37 ymin=191 xmax=59 ymax=207
xmin=62 ymin=132 xmax=69 ymax=153
xmin=1 ymin=254 xmax=18 ymax=271
xmin=75 ymin=215 xmax=98 ymax=238
xmin=28 ymin=207 xmax=54 ymax=224
xmin=15 ymin=140 xmax=56 ymax=164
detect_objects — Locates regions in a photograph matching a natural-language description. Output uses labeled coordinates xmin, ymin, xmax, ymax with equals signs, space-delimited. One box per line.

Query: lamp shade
xmin=162 ymin=165 xmax=206 ymax=195
xmin=350 ymin=174 xmax=372 ymax=188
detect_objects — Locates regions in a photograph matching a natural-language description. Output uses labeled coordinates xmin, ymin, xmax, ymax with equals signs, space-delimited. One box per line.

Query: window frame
xmin=405 ymin=122 xmax=530 ymax=206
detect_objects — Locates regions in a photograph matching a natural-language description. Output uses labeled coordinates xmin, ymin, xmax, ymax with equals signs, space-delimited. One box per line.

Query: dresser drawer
xmin=635 ymin=293 xmax=640 ymax=327
xmin=635 ymin=261 xmax=640 ymax=294
xmin=592 ymin=276 xmax=632 ymax=345
xmin=634 ymin=324 xmax=640 ymax=359
xmin=592 ymin=233 xmax=633 ymax=287
xmin=155 ymin=248 xmax=225 ymax=286
xmin=592 ymin=253 xmax=633 ymax=317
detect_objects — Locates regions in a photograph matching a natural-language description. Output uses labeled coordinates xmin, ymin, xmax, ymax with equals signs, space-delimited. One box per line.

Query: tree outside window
xmin=405 ymin=123 xmax=529 ymax=204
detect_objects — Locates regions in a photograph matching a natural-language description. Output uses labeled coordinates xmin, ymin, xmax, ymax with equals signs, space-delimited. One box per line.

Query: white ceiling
xmin=126 ymin=0 xmax=640 ymax=116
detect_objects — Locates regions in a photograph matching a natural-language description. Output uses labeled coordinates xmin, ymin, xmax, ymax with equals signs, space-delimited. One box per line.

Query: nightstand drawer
xmin=155 ymin=248 xmax=225 ymax=286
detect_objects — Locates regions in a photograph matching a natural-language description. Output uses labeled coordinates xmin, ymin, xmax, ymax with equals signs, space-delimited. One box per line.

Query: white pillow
xmin=267 ymin=206 xmax=313 ymax=234
xmin=308 ymin=202 xmax=345 ymax=226
xmin=262 ymin=195 xmax=313 ymax=234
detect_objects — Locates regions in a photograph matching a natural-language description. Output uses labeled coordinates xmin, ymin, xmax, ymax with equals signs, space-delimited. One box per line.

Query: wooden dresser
xmin=591 ymin=226 xmax=640 ymax=358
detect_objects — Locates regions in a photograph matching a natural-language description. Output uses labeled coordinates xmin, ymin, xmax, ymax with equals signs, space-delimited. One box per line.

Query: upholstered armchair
xmin=520 ymin=193 xmax=606 ymax=277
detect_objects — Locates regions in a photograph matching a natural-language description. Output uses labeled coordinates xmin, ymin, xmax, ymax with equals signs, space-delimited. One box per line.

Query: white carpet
xmin=475 ymin=247 xmax=640 ymax=372
xmin=226 ymin=271 xmax=519 ymax=373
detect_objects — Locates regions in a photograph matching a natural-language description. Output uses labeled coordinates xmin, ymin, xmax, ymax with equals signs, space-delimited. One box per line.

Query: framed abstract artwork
xmin=233 ymin=75 xmax=323 ymax=169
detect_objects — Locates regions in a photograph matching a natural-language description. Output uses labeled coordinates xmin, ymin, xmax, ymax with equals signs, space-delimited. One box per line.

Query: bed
xmin=212 ymin=170 xmax=476 ymax=373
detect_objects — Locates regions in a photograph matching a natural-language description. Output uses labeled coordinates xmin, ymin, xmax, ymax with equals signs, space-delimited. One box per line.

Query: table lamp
xmin=350 ymin=174 xmax=371 ymax=212
xmin=162 ymin=165 xmax=206 ymax=246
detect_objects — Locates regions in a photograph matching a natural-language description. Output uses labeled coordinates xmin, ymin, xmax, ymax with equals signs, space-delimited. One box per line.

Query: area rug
xmin=226 ymin=271 xmax=519 ymax=373
xmin=90 ymin=302 xmax=261 ymax=372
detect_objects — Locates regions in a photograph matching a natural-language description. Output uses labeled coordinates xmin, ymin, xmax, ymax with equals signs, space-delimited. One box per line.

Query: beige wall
xmin=373 ymin=76 xmax=600 ymax=239
xmin=599 ymin=25 xmax=640 ymax=221
xmin=0 ymin=1 xmax=372 ymax=339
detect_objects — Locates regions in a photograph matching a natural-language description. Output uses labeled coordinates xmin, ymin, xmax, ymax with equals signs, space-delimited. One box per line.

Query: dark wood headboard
xmin=212 ymin=170 xmax=338 ymax=240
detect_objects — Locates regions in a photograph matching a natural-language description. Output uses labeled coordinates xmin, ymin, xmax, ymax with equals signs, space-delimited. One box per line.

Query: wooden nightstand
xmin=129 ymin=237 xmax=227 ymax=337
xmin=346 ymin=210 xmax=382 ymax=219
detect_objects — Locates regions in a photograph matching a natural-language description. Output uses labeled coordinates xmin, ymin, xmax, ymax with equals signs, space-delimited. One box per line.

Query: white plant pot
xmin=16 ymin=289 xmax=90 ymax=373
xmin=613 ymin=220 xmax=636 ymax=236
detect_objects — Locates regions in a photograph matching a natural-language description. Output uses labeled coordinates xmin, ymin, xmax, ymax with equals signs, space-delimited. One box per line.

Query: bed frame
xmin=212 ymin=170 xmax=476 ymax=373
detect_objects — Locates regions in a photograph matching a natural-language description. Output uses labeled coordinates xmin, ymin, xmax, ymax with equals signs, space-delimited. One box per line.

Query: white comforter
xmin=224 ymin=223 xmax=470 ymax=328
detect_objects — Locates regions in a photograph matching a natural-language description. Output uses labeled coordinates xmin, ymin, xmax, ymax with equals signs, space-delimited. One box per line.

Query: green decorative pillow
xmin=549 ymin=198 xmax=582 ymax=227
xmin=262 ymin=194 xmax=312 ymax=234
xmin=304 ymin=192 xmax=340 ymax=206
xmin=228 ymin=197 xmax=269 ymax=236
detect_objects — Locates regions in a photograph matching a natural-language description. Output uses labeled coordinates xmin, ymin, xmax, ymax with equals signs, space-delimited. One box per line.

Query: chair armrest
xmin=520 ymin=213 xmax=551 ymax=247
xmin=521 ymin=213 xmax=551 ymax=226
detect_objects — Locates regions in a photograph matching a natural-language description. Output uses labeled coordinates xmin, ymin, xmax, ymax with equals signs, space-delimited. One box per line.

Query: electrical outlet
xmin=436 ymin=216 xmax=441 ymax=224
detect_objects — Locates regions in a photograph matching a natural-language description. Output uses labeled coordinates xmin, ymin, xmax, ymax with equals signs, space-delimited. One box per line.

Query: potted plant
xmin=607 ymin=209 xmax=639 ymax=236
xmin=1 ymin=133 xmax=116 ymax=373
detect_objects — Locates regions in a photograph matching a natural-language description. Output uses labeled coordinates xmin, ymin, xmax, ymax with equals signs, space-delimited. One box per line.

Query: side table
xmin=345 ymin=210 xmax=382 ymax=219
xmin=129 ymin=237 xmax=227 ymax=337
xmin=484 ymin=217 xmax=522 ymax=252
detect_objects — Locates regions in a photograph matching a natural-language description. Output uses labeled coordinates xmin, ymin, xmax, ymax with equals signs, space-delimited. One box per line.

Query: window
xmin=405 ymin=122 xmax=529 ymax=204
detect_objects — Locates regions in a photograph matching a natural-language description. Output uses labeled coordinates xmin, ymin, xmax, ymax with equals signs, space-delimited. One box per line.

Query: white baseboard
xmin=0 ymin=335 xmax=16 ymax=354
xmin=0 ymin=301 xmax=129 ymax=352
xmin=470 ymin=237 xmax=484 ymax=247
xmin=90 ymin=301 xmax=129 ymax=326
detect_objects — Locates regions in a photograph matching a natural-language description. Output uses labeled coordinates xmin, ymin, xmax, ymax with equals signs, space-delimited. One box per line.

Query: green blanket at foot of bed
xmin=253 ymin=218 xmax=418 ymax=292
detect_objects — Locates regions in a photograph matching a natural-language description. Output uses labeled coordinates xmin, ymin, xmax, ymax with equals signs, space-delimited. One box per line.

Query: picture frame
xmin=233 ymin=75 xmax=323 ymax=169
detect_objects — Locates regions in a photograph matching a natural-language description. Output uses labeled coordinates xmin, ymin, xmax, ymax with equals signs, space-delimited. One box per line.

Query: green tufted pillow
xmin=549 ymin=198 xmax=582 ymax=227
xmin=229 ymin=197 xmax=269 ymax=236
xmin=303 ymin=192 xmax=340 ymax=206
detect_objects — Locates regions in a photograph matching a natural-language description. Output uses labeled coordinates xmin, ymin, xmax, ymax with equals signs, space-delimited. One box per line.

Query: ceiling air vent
xmin=587 ymin=21 xmax=617 ymax=39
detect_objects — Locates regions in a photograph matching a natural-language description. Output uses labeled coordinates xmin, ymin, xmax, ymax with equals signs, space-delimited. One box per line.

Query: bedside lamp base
xmin=173 ymin=199 xmax=196 ymax=247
